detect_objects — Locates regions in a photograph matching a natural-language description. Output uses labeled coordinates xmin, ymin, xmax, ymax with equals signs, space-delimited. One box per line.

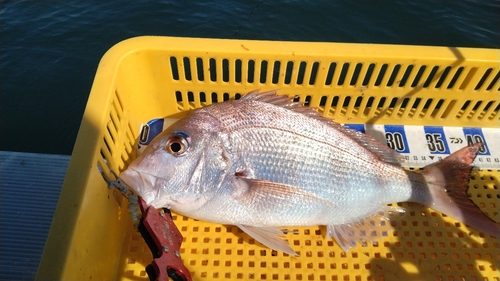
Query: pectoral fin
xmin=235 ymin=177 xmax=337 ymax=208
xmin=238 ymin=224 xmax=298 ymax=256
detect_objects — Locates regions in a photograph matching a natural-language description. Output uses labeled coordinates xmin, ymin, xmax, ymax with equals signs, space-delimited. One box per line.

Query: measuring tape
xmin=137 ymin=118 xmax=499 ymax=170
xmin=344 ymin=124 xmax=499 ymax=169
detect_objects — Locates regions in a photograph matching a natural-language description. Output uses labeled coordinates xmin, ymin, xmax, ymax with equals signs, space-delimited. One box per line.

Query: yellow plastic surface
xmin=37 ymin=36 xmax=499 ymax=281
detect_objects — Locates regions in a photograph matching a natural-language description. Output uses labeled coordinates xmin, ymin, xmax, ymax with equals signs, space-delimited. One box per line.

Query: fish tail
xmin=419 ymin=143 xmax=499 ymax=236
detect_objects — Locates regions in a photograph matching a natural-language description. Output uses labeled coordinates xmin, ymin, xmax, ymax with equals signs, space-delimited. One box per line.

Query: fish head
xmin=120 ymin=111 xmax=227 ymax=209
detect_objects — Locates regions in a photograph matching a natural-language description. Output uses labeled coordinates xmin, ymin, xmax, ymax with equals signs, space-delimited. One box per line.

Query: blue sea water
xmin=1 ymin=0 xmax=499 ymax=155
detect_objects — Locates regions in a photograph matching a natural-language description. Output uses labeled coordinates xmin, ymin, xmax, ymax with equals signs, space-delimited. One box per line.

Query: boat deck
xmin=0 ymin=151 xmax=69 ymax=281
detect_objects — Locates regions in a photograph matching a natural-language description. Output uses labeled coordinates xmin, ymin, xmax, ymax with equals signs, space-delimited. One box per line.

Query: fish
xmin=120 ymin=90 xmax=499 ymax=255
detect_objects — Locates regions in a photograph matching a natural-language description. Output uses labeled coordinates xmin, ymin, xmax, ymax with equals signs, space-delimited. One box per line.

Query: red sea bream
xmin=120 ymin=90 xmax=499 ymax=255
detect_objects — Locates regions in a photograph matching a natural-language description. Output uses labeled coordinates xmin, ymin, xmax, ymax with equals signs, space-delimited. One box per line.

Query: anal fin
xmin=327 ymin=205 xmax=405 ymax=252
xmin=238 ymin=224 xmax=298 ymax=256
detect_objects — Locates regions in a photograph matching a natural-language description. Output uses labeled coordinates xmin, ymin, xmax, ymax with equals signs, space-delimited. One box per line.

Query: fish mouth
xmin=119 ymin=168 xmax=159 ymax=207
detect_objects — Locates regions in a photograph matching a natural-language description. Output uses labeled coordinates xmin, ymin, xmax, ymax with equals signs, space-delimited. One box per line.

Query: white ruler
xmin=137 ymin=118 xmax=499 ymax=169
xmin=345 ymin=124 xmax=499 ymax=169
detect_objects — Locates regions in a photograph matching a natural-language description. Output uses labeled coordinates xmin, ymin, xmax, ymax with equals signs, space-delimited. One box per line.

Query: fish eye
xmin=166 ymin=136 xmax=189 ymax=156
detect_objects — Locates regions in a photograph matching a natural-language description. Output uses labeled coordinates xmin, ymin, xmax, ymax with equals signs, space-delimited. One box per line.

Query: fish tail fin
xmin=421 ymin=143 xmax=499 ymax=236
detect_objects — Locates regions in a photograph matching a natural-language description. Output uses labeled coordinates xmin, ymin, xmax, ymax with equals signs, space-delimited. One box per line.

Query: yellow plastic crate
xmin=37 ymin=36 xmax=499 ymax=281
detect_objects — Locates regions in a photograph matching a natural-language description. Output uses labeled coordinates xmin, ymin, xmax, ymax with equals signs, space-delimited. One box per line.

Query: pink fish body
xmin=120 ymin=90 xmax=499 ymax=254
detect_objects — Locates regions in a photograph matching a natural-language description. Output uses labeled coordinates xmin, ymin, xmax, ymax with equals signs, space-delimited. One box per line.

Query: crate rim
xmin=105 ymin=35 xmax=500 ymax=61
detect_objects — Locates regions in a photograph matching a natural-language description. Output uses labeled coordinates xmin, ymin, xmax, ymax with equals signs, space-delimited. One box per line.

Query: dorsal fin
xmin=241 ymin=90 xmax=403 ymax=166
xmin=330 ymin=123 xmax=404 ymax=165
xmin=240 ymin=89 xmax=322 ymax=117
